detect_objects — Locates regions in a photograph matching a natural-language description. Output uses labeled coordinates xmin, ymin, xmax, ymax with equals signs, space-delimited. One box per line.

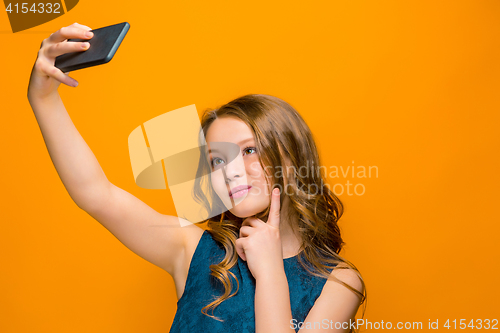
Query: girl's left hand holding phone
xmin=235 ymin=188 xmax=284 ymax=281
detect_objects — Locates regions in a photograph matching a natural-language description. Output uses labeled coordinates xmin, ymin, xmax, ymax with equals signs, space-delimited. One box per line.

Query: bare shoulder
xmin=181 ymin=223 xmax=206 ymax=254
xmin=304 ymin=262 xmax=364 ymax=323
xmin=324 ymin=262 xmax=364 ymax=296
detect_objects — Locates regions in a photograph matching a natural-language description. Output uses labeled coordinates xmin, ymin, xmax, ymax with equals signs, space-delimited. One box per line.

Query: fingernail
xmin=86 ymin=31 xmax=93 ymax=38
xmin=82 ymin=42 xmax=90 ymax=49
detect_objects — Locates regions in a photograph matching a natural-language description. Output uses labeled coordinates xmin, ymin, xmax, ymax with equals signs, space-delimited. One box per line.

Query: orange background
xmin=1 ymin=1 xmax=499 ymax=332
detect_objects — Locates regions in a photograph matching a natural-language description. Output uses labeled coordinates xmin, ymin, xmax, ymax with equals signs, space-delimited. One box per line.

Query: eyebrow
xmin=207 ymin=137 xmax=255 ymax=154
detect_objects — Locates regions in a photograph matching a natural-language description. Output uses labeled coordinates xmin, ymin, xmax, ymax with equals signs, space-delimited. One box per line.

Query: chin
xmin=231 ymin=211 xmax=257 ymax=219
xmin=229 ymin=198 xmax=267 ymax=218
xmin=229 ymin=206 xmax=259 ymax=218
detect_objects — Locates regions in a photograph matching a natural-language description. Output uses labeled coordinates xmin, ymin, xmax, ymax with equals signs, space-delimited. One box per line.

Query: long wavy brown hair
xmin=192 ymin=94 xmax=367 ymax=331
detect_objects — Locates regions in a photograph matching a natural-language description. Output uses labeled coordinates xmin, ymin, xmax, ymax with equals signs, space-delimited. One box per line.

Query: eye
xmin=210 ymin=147 xmax=255 ymax=169
xmin=211 ymin=157 xmax=225 ymax=168
xmin=243 ymin=147 xmax=256 ymax=156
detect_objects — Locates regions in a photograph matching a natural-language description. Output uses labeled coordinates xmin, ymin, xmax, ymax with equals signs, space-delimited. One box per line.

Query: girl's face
xmin=205 ymin=116 xmax=271 ymax=218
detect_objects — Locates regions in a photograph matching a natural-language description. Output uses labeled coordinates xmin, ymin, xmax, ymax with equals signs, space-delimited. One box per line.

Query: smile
xmin=229 ymin=185 xmax=252 ymax=198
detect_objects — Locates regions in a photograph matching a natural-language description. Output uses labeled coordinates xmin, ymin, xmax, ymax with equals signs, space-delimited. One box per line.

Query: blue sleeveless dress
xmin=169 ymin=230 xmax=335 ymax=333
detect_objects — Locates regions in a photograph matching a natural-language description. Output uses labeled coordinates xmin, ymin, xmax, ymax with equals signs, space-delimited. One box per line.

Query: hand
xmin=28 ymin=22 xmax=93 ymax=101
xmin=235 ymin=188 xmax=284 ymax=281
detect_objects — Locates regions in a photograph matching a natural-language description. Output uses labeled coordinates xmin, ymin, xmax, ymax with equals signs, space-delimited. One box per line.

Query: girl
xmin=28 ymin=23 xmax=366 ymax=333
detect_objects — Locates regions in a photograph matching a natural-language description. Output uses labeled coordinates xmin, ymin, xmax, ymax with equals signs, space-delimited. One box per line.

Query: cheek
xmin=247 ymin=160 xmax=266 ymax=179
xmin=248 ymin=162 xmax=272 ymax=192
xmin=210 ymin=171 xmax=227 ymax=197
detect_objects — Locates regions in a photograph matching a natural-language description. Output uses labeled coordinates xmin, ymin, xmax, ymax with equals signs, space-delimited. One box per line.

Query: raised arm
xmin=27 ymin=23 xmax=197 ymax=276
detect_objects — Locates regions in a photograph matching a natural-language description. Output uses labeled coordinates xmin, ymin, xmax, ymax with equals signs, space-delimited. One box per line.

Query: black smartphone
xmin=55 ymin=22 xmax=130 ymax=72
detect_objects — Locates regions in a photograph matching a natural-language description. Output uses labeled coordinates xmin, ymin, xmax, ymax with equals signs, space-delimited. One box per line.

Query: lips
xmin=229 ymin=185 xmax=252 ymax=197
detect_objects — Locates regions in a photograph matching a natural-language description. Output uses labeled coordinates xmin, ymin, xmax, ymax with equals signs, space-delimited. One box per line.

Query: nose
xmin=223 ymin=159 xmax=246 ymax=183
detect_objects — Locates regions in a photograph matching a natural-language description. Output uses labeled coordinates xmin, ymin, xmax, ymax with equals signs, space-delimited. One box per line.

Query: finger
xmin=71 ymin=22 xmax=92 ymax=31
xmin=45 ymin=40 xmax=90 ymax=58
xmin=239 ymin=225 xmax=255 ymax=238
xmin=235 ymin=238 xmax=246 ymax=261
xmin=47 ymin=26 xmax=94 ymax=44
xmin=241 ymin=218 xmax=260 ymax=228
xmin=40 ymin=63 xmax=79 ymax=87
xmin=267 ymin=187 xmax=281 ymax=229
